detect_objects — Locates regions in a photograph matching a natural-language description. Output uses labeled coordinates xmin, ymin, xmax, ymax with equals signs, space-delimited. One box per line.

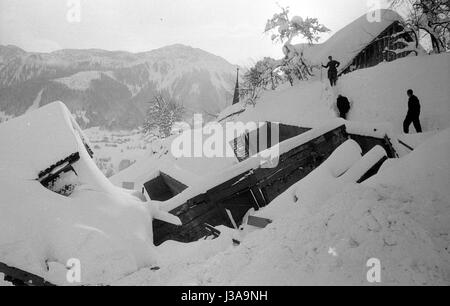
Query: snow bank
xmin=116 ymin=128 xmax=449 ymax=285
xmin=159 ymin=121 xmax=345 ymax=212
xmin=219 ymin=53 xmax=449 ymax=136
xmin=114 ymin=51 xmax=450 ymax=193
xmin=0 ymin=102 xmax=179 ymax=285
xmin=0 ymin=273 xmax=12 ymax=286
xmin=339 ymin=53 xmax=450 ymax=133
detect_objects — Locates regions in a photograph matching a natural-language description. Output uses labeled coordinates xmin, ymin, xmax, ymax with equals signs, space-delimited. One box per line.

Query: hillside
xmin=0 ymin=44 xmax=237 ymax=129
xmin=227 ymin=53 xmax=450 ymax=133
xmin=0 ymin=50 xmax=449 ymax=286
xmin=112 ymin=53 xmax=450 ymax=188
xmin=107 ymin=53 xmax=450 ymax=285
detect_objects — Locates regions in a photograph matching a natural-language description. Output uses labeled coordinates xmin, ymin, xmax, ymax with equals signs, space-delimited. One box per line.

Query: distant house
xmin=340 ymin=20 xmax=418 ymax=75
xmin=293 ymin=9 xmax=421 ymax=76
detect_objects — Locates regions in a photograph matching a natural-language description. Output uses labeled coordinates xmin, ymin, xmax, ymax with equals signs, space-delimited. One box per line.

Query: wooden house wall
xmin=153 ymin=125 xmax=398 ymax=246
xmin=153 ymin=125 xmax=347 ymax=245
xmin=342 ymin=21 xmax=416 ymax=75
xmin=231 ymin=122 xmax=311 ymax=162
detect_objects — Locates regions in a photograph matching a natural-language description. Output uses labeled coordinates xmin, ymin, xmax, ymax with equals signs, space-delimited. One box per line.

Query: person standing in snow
xmin=336 ymin=95 xmax=351 ymax=120
xmin=403 ymin=89 xmax=423 ymax=134
xmin=322 ymin=56 xmax=340 ymax=87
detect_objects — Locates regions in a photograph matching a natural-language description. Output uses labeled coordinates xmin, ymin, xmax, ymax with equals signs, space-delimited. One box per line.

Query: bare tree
xmin=264 ymin=6 xmax=330 ymax=45
xmin=240 ymin=57 xmax=284 ymax=107
xmin=390 ymin=0 xmax=450 ymax=52
xmin=143 ymin=95 xmax=185 ymax=138
xmin=264 ymin=6 xmax=330 ymax=82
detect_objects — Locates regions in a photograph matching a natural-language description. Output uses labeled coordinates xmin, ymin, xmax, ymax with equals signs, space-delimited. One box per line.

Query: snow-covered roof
xmin=157 ymin=120 xmax=347 ymax=212
xmin=295 ymin=9 xmax=403 ymax=71
xmin=0 ymin=101 xmax=82 ymax=179
xmin=0 ymin=102 xmax=180 ymax=284
xmin=217 ymin=102 xmax=246 ymax=122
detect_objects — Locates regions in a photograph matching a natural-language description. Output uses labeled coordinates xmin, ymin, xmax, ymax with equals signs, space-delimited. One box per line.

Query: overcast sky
xmin=0 ymin=0 xmax=390 ymax=65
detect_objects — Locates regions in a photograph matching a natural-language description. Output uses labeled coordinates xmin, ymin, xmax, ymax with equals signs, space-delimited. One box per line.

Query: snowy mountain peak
xmin=0 ymin=45 xmax=238 ymax=129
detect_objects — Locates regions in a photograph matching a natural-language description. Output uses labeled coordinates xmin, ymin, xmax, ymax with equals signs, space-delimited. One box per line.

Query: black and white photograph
xmin=0 ymin=0 xmax=449 ymax=290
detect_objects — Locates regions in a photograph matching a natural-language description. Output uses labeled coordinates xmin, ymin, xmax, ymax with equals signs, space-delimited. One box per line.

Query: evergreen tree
xmin=143 ymin=95 xmax=185 ymax=138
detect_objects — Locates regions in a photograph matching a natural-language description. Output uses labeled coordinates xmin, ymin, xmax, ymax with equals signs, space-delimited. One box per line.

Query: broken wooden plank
xmin=204 ymin=223 xmax=221 ymax=238
xmin=398 ymin=139 xmax=414 ymax=151
xmin=357 ymin=156 xmax=388 ymax=183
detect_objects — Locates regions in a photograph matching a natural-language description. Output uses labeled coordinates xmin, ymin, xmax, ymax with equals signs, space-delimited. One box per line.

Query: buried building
xmin=287 ymin=9 xmax=422 ymax=77
xmin=0 ymin=102 xmax=180 ymax=286
xmin=112 ymin=119 xmax=398 ymax=246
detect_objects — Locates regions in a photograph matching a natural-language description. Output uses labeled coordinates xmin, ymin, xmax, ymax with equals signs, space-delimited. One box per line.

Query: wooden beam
xmin=398 ymin=139 xmax=414 ymax=151
xmin=0 ymin=262 xmax=56 ymax=286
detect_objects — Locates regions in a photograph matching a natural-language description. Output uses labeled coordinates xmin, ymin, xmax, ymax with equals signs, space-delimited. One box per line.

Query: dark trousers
xmin=403 ymin=113 xmax=422 ymax=133
xmin=328 ymin=71 xmax=338 ymax=87
xmin=339 ymin=111 xmax=347 ymax=120
xmin=329 ymin=77 xmax=337 ymax=87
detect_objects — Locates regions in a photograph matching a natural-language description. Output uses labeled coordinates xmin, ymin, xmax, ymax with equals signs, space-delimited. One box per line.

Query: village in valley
xmin=0 ymin=0 xmax=449 ymax=287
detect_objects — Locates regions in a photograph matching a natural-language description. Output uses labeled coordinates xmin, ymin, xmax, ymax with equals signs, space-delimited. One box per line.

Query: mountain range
xmin=0 ymin=44 xmax=238 ymax=129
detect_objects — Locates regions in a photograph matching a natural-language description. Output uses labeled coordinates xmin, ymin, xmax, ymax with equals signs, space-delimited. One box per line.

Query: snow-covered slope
xmin=222 ymin=53 xmax=450 ymax=134
xmin=112 ymin=53 xmax=449 ymax=201
xmin=0 ymin=44 xmax=237 ymax=129
xmin=1 ymin=47 xmax=449 ymax=285
xmin=112 ymin=127 xmax=450 ymax=286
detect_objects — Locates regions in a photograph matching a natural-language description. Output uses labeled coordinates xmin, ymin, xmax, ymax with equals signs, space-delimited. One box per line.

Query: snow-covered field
xmin=1 ymin=52 xmax=449 ymax=286
xmin=83 ymin=127 xmax=151 ymax=177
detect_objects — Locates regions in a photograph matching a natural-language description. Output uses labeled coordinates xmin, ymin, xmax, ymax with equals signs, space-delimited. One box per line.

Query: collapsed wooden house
xmin=1 ymin=102 xmax=169 ymax=286
xmin=151 ymin=122 xmax=397 ymax=245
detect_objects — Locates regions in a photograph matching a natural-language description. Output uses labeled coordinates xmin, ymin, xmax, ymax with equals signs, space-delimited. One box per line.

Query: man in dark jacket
xmin=322 ymin=56 xmax=340 ymax=87
xmin=403 ymin=89 xmax=422 ymax=133
xmin=336 ymin=95 xmax=351 ymax=119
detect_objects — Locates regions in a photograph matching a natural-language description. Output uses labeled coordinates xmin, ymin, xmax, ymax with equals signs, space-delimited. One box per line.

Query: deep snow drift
xmin=112 ymin=53 xmax=450 ymax=190
xmin=1 ymin=52 xmax=449 ymax=286
xmin=110 ymin=53 xmax=449 ymax=286
xmin=115 ymin=128 xmax=450 ymax=286
xmin=0 ymin=102 xmax=180 ymax=285
xmin=229 ymin=53 xmax=450 ymax=135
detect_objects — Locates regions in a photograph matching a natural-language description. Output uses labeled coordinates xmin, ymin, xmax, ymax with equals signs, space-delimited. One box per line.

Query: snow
xmin=114 ymin=128 xmax=449 ymax=285
xmin=83 ymin=127 xmax=149 ymax=177
xmin=0 ymin=101 xmax=82 ymax=177
xmin=26 ymin=89 xmax=43 ymax=113
xmin=222 ymin=53 xmax=450 ymax=135
xmin=1 ymin=31 xmax=449 ymax=285
xmin=217 ymin=102 xmax=245 ymax=122
xmin=112 ymin=53 xmax=450 ymax=213
xmin=0 ymin=110 xmax=12 ymax=123
xmin=111 ymin=120 xmax=347 ymax=212
xmin=295 ymin=9 xmax=405 ymax=71
xmin=0 ymin=102 xmax=180 ymax=285
xmin=338 ymin=53 xmax=450 ymax=134
xmin=105 ymin=52 xmax=450 ymax=286
xmin=54 ymin=71 xmax=110 ymax=91
xmin=0 ymin=273 xmax=12 ymax=286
